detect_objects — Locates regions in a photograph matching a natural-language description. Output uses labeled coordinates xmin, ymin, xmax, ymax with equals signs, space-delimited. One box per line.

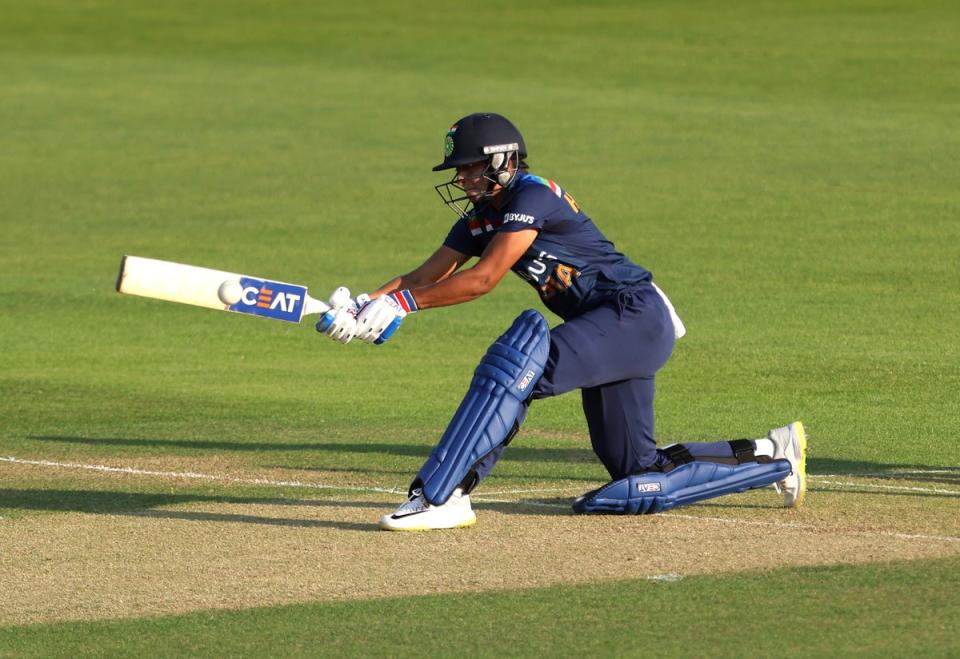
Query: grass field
xmin=1 ymin=0 xmax=958 ymax=656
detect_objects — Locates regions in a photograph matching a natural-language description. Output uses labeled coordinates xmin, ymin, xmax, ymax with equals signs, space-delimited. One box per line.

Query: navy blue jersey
xmin=443 ymin=172 xmax=651 ymax=320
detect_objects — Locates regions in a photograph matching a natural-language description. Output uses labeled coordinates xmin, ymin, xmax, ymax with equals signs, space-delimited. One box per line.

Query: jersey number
xmin=527 ymin=251 xmax=580 ymax=300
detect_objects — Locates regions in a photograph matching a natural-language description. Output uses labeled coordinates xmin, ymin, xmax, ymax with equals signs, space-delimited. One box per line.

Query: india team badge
xmin=444 ymin=124 xmax=458 ymax=157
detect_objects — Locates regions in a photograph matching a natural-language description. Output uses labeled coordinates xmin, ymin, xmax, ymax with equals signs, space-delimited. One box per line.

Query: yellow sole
xmin=791 ymin=421 xmax=808 ymax=508
xmin=378 ymin=516 xmax=477 ymax=532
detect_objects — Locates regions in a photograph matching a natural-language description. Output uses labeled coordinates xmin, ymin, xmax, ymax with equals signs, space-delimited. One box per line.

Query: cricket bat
xmin=115 ymin=255 xmax=333 ymax=323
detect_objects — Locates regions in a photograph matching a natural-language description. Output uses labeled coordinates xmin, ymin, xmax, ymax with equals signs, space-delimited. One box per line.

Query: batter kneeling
xmin=316 ymin=113 xmax=808 ymax=531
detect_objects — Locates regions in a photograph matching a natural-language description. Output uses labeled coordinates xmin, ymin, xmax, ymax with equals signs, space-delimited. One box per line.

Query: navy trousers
xmin=471 ymin=283 xmax=676 ymax=483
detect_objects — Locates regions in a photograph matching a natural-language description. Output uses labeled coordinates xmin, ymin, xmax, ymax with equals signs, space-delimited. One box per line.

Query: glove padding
xmin=355 ymin=290 xmax=417 ymax=344
xmin=316 ymin=287 xmax=358 ymax=344
xmin=317 ymin=306 xmax=357 ymax=343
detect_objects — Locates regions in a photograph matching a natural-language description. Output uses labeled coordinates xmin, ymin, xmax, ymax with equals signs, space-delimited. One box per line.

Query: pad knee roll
xmin=416 ymin=310 xmax=550 ymax=505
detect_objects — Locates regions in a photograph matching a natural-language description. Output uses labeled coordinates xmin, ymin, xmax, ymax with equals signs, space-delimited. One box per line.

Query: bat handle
xmin=303 ymin=295 xmax=331 ymax=317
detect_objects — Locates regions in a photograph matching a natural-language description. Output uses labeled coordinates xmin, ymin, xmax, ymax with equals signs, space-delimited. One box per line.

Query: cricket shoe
xmin=379 ymin=487 xmax=476 ymax=531
xmin=768 ymin=421 xmax=808 ymax=508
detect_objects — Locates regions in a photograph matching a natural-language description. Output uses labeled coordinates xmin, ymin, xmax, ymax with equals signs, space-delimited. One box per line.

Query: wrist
xmin=388 ymin=289 xmax=419 ymax=313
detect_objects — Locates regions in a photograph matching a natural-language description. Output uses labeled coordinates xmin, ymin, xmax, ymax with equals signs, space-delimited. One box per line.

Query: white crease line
xmin=662 ymin=512 xmax=813 ymax=529
xmin=0 ymin=457 xmax=585 ymax=500
xmin=4 ymin=456 xmax=959 ymax=542
xmin=647 ymin=573 xmax=683 ymax=582
xmin=0 ymin=456 xmax=404 ymax=495
xmin=472 ymin=496 xmax=569 ymax=509
xmin=4 ymin=456 xmax=956 ymax=499
xmin=4 ymin=456 xmax=956 ymax=500
xmin=889 ymin=531 xmax=960 ymax=542
xmin=811 ymin=479 xmax=959 ymax=496
xmin=480 ymin=486 xmax=583 ymax=496
xmin=817 ymin=470 xmax=957 ymax=477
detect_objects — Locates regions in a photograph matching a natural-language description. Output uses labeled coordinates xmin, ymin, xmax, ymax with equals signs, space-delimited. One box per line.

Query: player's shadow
xmin=283 ymin=465 xmax=605 ymax=485
xmin=0 ymin=489 xmax=391 ymax=532
xmin=121 ymin=509 xmax=375 ymax=531
xmin=29 ymin=435 xmax=597 ymax=464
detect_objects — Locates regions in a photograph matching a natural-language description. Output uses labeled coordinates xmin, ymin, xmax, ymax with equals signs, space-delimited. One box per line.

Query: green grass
xmin=3 ymin=555 xmax=958 ymax=658
xmin=1 ymin=0 xmax=958 ymax=654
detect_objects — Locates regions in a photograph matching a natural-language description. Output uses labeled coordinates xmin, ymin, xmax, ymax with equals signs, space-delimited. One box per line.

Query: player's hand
xmin=355 ymin=290 xmax=418 ymax=345
xmin=316 ymin=306 xmax=357 ymax=343
xmin=316 ymin=287 xmax=358 ymax=344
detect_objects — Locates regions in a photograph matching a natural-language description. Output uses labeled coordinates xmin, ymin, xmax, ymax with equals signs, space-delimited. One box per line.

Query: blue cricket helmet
xmin=432 ymin=113 xmax=527 ymax=172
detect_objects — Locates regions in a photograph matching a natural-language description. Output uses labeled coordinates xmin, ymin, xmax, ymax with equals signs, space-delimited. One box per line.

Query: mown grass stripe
xmin=1 ymin=556 xmax=957 ymax=657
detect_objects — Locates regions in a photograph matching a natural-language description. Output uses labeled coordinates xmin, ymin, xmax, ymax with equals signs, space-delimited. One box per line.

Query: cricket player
xmin=319 ymin=113 xmax=807 ymax=531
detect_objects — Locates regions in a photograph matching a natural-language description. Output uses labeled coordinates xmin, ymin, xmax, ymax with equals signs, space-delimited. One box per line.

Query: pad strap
xmin=661 ymin=444 xmax=694 ymax=470
xmin=728 ymin=439 xmax=756 ymax=464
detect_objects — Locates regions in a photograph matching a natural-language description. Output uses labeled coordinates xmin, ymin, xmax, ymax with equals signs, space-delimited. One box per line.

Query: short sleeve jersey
xmin=442 ymin=172 xmax=652 ymax=320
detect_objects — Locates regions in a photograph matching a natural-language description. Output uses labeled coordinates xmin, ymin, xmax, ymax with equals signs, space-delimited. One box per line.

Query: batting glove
xmin=355 ymin=290 xmax=418 ymax=345
xmin=316 ymin=286 xmax=359 ymax=344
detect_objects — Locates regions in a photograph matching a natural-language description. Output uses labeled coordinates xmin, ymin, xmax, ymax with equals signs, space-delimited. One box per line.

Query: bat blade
xmin=116 ymin=255 xmax=329 ymax=323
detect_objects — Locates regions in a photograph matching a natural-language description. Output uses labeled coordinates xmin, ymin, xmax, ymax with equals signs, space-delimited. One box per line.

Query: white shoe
xmin=768 ymin=421 xmax=808 ymax=508
xmin=379 ymin=487 xmax=477 ymax=531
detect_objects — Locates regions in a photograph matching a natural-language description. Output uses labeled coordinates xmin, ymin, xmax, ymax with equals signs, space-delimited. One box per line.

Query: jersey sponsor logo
xmin=229 ymin=277 xmax=306 ymax=322
xmin=517 ymin=369 xmax=536 ymax=392
xmin=637 ymin=482 xmax=662 ymax=493
xmin=504 ymin=212 xmax=535 ymax=225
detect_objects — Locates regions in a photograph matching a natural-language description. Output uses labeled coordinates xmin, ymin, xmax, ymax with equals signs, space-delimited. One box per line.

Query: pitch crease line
xmin=4 ymin=457 xmax=958 ymax=542
xmin=480 ymin=487 xmax=583 ymax=496
xmin=811 ymin=479 xmax=959 ymax=496
xmin=0 ymin=457 xmax=590 ymax=499
xmin=0 ymin=456 xmax=404 ymax=495
xmin=816 ymin=470 xmax=958 ymax=477
xmin=5 ymin=457 xmax=957 ymax=498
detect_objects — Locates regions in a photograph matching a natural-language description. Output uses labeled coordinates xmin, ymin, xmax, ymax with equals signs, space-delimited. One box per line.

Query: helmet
xmin=432 ymin=113 xmax=527 ymax=172
xmin=433 ymin=113 xmax=527 ymax=218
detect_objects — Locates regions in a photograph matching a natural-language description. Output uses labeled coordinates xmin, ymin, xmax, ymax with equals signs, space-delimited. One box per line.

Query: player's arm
xmin=408 ymin=229 xmax=538 ymax=309
xmin=348 ymin=229 xmax=536 ymax=344
xmin=318 ymin=245 xmax=472 ymax=344
xmin=369 ymin=246 xmax=471 ymax=298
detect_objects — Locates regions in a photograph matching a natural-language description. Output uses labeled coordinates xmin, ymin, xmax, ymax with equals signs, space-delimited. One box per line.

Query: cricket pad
xmin=415 ymin=309 xmax=550 ymax=505
xmin=572 ymin=459 xmax=791 ymax=515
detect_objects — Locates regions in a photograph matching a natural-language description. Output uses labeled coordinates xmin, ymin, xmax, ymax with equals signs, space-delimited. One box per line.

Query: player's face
xmin=456 ymin=161 xmax=489 ymax=201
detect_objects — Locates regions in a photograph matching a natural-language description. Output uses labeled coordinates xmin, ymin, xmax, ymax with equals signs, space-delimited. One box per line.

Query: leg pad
xmin=415 ymin=310 xmax=550 ymax=505
xmin=573 ymin=459 xmax=791 ymax=515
